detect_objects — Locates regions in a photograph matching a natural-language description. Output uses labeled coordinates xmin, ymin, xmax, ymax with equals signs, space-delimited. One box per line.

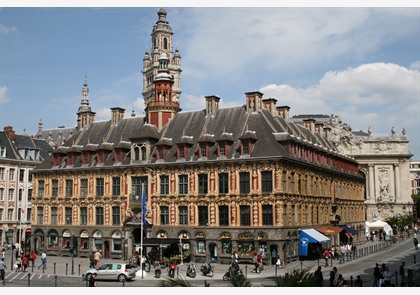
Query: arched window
xmin=48 ymin=229 xmax=58 ymax=248
xmin=141 ymin=146 xmax=147 ymax=160
xmin=163 ymin=38 xmax=168 ymax=49
xmin=111 ymin=231 xmax=122 ymax=252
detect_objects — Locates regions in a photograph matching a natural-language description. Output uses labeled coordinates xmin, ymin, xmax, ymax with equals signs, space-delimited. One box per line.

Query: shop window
xmin=221 ymin=240 xmax=232 ymax=255
xmin=196 ymin=240 xmax=206 ymax=254
xmin=62 ymin=230 xmax=71 ymax=248
xmin=112 ymin=231 xmax=122 ymax=251
xmin=237 ymin=241 xmax=255 ymax=257
xmin=48 ymin=230 xmax=58 ymax=248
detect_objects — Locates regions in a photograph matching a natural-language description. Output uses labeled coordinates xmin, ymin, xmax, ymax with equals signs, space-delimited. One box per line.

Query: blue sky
xmin=1 ymin=3 xmax=419 ymax=160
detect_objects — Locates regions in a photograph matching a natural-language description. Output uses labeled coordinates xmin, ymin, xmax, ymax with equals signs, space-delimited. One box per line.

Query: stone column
xmin=368 ymin=164 xmax=375 ymax=202
xmin=394 ymin=163 xmax=400 ymax=202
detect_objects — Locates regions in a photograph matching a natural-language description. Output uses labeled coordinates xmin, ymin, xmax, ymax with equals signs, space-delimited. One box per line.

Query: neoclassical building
xmin=31 ymin=8 xmax=366 ymax=264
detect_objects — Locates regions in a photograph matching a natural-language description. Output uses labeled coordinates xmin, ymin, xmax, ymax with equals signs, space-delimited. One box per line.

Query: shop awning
xmin=316 ymin=226 xmax=343 ymax=236
xmin=299 ymin=229 xmax=330 ymax=256
xmin=340 ymin=225 xmax=358 ymax=236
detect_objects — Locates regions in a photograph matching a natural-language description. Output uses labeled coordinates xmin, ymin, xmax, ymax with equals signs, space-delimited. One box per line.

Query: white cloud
xmin=0 ymin=24 xmax=17 ymax=35
xmin=259 ymin=62 xmax=419 ymax=139
xmin=0 ymin=86 xmax=10 ymax=104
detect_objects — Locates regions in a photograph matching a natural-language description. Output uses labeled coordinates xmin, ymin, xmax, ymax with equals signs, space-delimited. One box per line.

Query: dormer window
xmin=220 ymin=144 xmax=226 ymax=156
xmin=133 ymin=144 xmax=147 ymax=161
xmin=0 ymin=146 xmax=6 ymax=157
xmin=239 ymin=130 xmax=256 ymax=156
xmin=178 ymin=144 xmax=186 ymax=158
xmin=200 ymin=143 xmax=207 ymax=158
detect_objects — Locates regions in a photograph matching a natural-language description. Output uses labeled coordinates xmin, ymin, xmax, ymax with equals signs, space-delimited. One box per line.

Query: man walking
xmin=373 ymin=263 xmax=380 ymax=287
xmin=0 ymin=258 xmax=7 ymax=281
xmin=38 ymin=250 xmax=47 ymax=270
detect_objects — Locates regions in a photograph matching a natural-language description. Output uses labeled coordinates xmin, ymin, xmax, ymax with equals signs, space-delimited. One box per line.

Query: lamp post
xmin=179 ymin=236 xmax=183 ymax=265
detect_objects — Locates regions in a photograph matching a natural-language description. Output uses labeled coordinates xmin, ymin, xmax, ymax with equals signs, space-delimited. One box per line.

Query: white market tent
xmin=365 ymin=220 xmax=393 ymax=234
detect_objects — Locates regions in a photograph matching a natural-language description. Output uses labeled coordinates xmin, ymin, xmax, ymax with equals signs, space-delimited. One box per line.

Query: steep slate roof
xmin=34 ymin=99 xmax=356 ymax=171
xmin=0 ymin=130 xmax=53 ymax=163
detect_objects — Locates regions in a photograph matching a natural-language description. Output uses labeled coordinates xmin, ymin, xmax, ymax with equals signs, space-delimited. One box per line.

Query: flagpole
xmin=140 ymin=183 xmax=144 ymax=279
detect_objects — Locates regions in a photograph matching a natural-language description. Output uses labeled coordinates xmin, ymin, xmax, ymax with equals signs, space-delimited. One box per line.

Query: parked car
xmin=82 ymin=262 xmax=136 ymax=282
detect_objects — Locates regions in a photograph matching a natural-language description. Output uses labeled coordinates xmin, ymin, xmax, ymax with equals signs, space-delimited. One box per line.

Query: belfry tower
xmin=77 ymin=77 xmax=96 ymax=130
xmin=142 ymin=8 xmax=181 ymax=130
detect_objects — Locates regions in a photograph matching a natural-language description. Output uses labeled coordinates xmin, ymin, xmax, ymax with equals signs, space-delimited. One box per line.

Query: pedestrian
xmin=323 ymin=248 xmax=330 ymax=266
xmin=0 ymin=258 xmax=7 ymax=281
xmin=93 ymin=250 xmax=102 ymax=268
xmin=29 ymin=250 xmax=37 ymax=268
xmin=383 ymin=266 xmax=392 ymax=287
xmin=88 ymin=272 xmax=97 ymax=287
xmin=399 ymin=261 xmax=405 ymax=286
xmin=89 ymin=251 xmax=95 ymax=268
xmin=231 ymin=251 xmax=239 ymax=264
xmin=22 ymin=255 xmax=29 ymax=272
xmin=15 ymin=255 xmax=22 ymax=272
xmin=275 ymin=255 xmax=282 ymax=268
xmin=38 ymin=250 xmax=47 ymax=270
xmin=314 ymin=266 xmax=324 ymax=287
xmin=335 ymin=274 xmax=345 ymax=287
xmin=354 ymin=275 xmax=363 ymax=287
xmin=329 ymin=266 xmax=337 ymax=287
xmin=373 ymin=263 xmax=380 ymax=287
xmin=413 ymin=236 xmax=418 ymax=250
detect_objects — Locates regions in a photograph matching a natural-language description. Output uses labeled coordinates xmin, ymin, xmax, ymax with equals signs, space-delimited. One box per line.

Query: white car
xmin=82 ymin=262 xmax=136 ymax=282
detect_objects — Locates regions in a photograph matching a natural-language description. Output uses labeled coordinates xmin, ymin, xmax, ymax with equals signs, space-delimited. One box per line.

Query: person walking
xmin=21 ymin=255 xmax=29 ymax=272
xmin=373 ymin=263 xmax=381 ymax=287
xmin=314 ymin=266 xmax=324 ymax=287
xmin=323 ymin=248 xmax=330 ymax=267
xmin=329 ymin=266 xmax=337 ymax=287
xmin=93 ymin=250 xmax=102 ymax=268
xmin=88 ymin=272 xmax=97 ymax=287
xmin=29 ymin=250 xmax=37 ymax=268
xmin=399 ymin=261 xmax=406 ymax=286
xmin=413 ymin=236 xmax=418 ymax=250
xmin=38 ymin=250 xmax=47 ymax=270
xmin=0 ymin=258 xmax=7 ymax=281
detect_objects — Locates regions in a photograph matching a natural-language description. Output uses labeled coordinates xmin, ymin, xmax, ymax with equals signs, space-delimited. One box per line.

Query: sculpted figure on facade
xmin=378 ymin=169 xmax=391 ymax=202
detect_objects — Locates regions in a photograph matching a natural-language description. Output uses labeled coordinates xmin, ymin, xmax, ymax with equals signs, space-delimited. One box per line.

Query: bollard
xmin=54 ymin=262 xmax=56 ymax=274
xmin=414 ymin=254 xmax=417 ymax=265
xmin=350 ymin=275 xmax=353 ymax=287
xmin=66 ymin=263 xmax=68 ymax=275
xmin=78 ymin=264 xmax=81 ymax=276
xmin=28 ymin=271 xmax=30 ymax=286
xmin=395 ymin=271 xmax=398 ymax=286
xmin=54 ymin=274 xmax=58 ymax=287
xmin=245 ymin=265 xmax=248 ymax=276
xmin=72 ymin=258 xmax=74 ymax=275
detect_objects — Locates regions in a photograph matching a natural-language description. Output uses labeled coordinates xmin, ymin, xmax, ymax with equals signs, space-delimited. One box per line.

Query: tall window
xmin=218 ymin=173 xmax=229 ymax=194
xmin=240 ymin=205 xmax=251 ymax=226
xmin=160 ymin=175 xmax=169 ymax=195
xmin=38 ymin=180 xmax=44 ymax=197
xmin=179 ymin=175 xmax=188 ymax=195
xmin=112 ymin=206 xmax=120 ymax=226
xmin=179 ymin=206 xmax=188 ymax=225
xmin=200 ymin=143 xmax=207 ymax=157
xmin=7 ymin=209 xmax=13 ymax=221
xmin=51 ymin=207 xmax=58 ymax=225
xmin=283 ymin=204 xmax=288 ymax=226
xmin=261 ymin=171 xmax=273 ymax=194
xmin=198 ymin=206 xmax=208 ymax=226
xmin=8 ymin=189 xmax=14 ymax=200
xmin=0 ymin=209 xmax=3 ymax=221
xmin=0 ymin=188 xmax=3 ymax=201
xmin=96 ymin=207 xmax=104 ymax=225
xmin=65 ymin=179 xmax=73 ymax=197
xmin=219 ymin=205 xmax=229 ymax=226
xmin=52 ymin=180 xmax=58 ymax=197
xmin=9 ymin=168 xmax=15 ymax=181
xmin=28 ymin=171 xmax=33 ymax=182
xmin=65 ymin=207 xmax=72 ymax=224
xmin=131 ymin=176 xmax=147 ymax=197
xmin=282 ymin=171 xmax=287 ymax=193
xmin=80 ymin=207 xmax=87 ymax=225
xmin=160 ymin=206 xmax=169 ymax=225
xmin=239 ymin=172 xmax=250 ymax=194
xmin=96 ymin=178 xmax=104 ymax=197
xmin=37 ymin=207 xmax=43 ymax=224
xmin=80 ymin=179 xmax=88 ymax=198
xmin=198 ymin=174 xmax=208 ymax=194
xmin=27 ymin=189 xmax=32 ymax=202
xmin=19 ymin=169 xmax=25 ymax=182
xmin=262 ymin=205 xmax=273 ymax=226
xmin=0 ymin=167 xmax=4 ymax=180
xmin=112 ymin=177 xmax=120 ymax=196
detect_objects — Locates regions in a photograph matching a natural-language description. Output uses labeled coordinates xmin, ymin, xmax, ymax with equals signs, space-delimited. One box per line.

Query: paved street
xmin=0 ymin=236 xmax=418 ymax=287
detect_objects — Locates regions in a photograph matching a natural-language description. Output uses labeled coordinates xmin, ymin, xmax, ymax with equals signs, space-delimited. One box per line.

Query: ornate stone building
xmin=31 ymin=9 xmax=366 ymax=264
xmin=0 ymin=126 xmax=53 ymax=251
xmin=292 ymin=114 xmax=414 ymax=223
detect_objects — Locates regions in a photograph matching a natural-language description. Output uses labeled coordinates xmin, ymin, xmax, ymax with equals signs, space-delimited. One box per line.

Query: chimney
xmin=303 ymin=118 xmax=316 ymax=132
xmin=111 ymin=107 xmax=125 ymax=125
xmin=262 ymin=98 xmax=277 ymax=116
xmin=245 ymin=91 xmax=263 ymax=112
xmin=276 ymin=105 xmax=290 ymax=121
xmin=205 ymin=95 xmax=221 ymax=116
xmin=4 ymin=126 xmax=15 ymax=142
xmin=315 ymin=122 xmax=324 ymax=134
xmin=323 ymin=126 xmax=332 ymax=138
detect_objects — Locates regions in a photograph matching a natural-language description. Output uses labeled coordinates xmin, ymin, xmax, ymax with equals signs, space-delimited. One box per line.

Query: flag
xmin=20 ymin=195 xmax=26 ymax=222
xmin=141 ymin=183 xmax=147 ymax=224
